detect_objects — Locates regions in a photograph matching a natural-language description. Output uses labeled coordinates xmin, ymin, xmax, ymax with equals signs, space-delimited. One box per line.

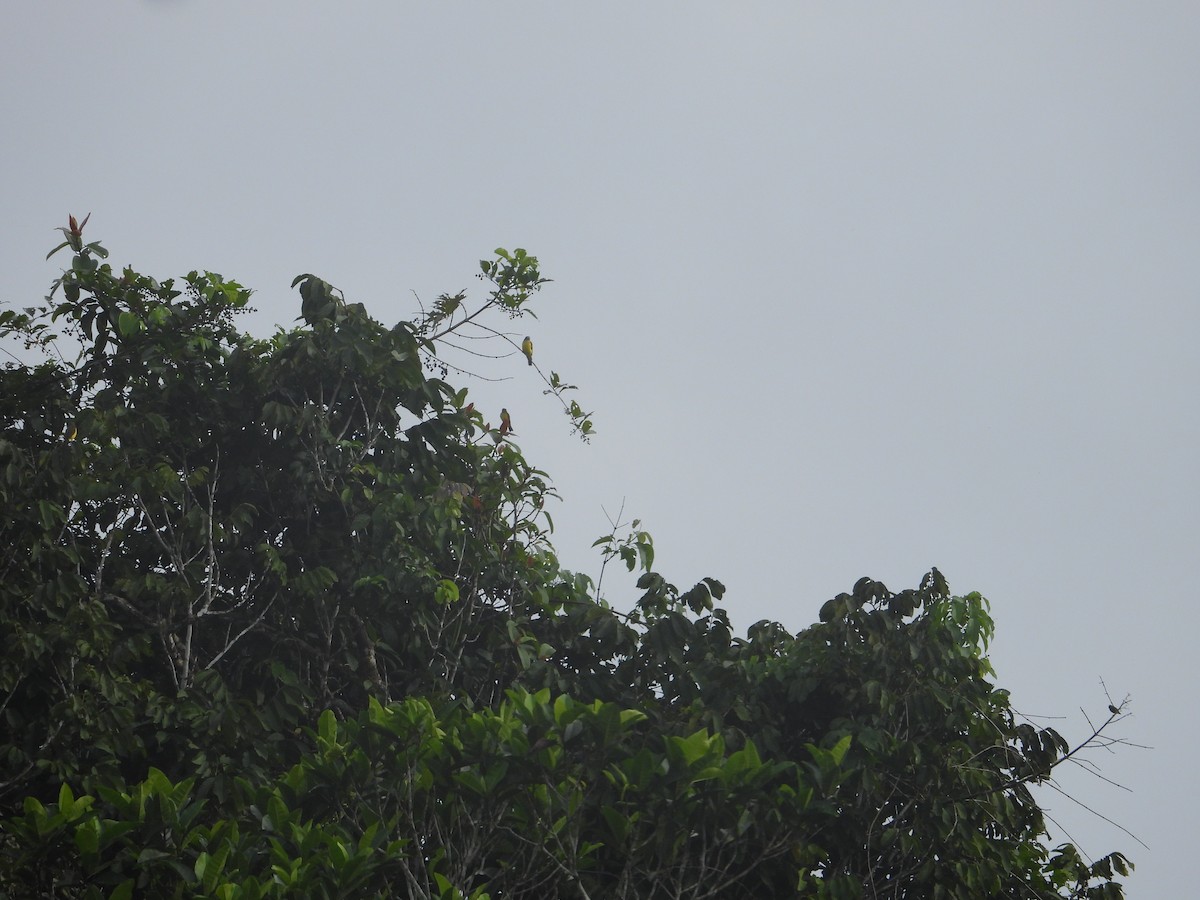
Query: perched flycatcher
xmin=521 ymin=336 xmax=534 ymax=366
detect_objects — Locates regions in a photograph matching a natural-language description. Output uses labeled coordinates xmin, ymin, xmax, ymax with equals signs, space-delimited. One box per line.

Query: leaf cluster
xmin=0 ymin=221 xmax=1132 ymax=898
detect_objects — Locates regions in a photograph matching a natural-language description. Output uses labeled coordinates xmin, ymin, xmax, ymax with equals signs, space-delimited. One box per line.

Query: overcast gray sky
xmin=4 ymin=3 xmax=1196 ymax=893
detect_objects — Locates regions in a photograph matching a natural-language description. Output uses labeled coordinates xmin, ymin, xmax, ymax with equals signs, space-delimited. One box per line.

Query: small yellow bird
xmin=520 ymin=335 xmax=534 ymax=366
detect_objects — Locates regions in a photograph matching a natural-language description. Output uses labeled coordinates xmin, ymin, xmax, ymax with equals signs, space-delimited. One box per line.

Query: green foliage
xmin=0 ymin=218 xmax=1131 ymax=897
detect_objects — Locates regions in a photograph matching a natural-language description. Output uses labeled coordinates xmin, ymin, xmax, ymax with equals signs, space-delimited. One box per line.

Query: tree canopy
xmin=0 ymin=216 xmax=1131 ymax=898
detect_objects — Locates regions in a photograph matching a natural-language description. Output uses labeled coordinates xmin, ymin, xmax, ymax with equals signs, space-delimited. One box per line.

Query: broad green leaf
xmin=117 ymin=310 xmax=142 ymax=336
xmin=829 ymin=734 xmax=853 ymax=767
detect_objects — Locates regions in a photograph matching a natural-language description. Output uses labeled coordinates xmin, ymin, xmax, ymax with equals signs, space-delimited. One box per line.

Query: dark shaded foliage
xmin=0 ymin=222 xmax=1130 ymax=898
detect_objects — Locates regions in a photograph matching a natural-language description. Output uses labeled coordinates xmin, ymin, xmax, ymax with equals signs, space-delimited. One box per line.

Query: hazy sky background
xmin=4 ymin=3 xmax=1196 ymax=893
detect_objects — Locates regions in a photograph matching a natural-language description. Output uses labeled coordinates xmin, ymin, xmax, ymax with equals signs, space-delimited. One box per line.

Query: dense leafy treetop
xmin=0 ymin=218 xmax=1130 ymax=898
